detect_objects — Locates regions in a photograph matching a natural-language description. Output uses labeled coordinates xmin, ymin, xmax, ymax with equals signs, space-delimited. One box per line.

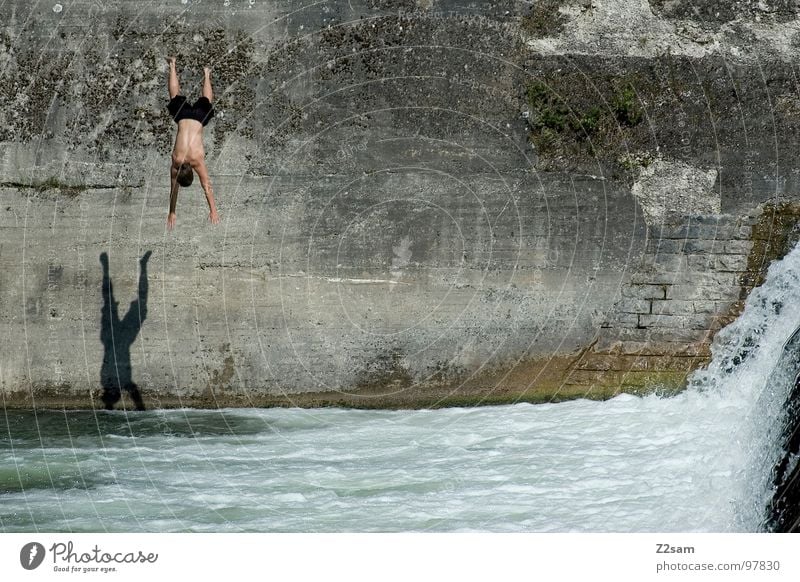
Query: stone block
xmin=631 ymin=271 xmax=736 ymax=287
xmin=683 ymin=239 xmax=722 ymax=254
xmin=575 ymin=355 xmax=618 ymax=371
xmin=691 ymin=301 xmax=720 ymax=314
xmin=620 ymin=328 xmax=712 ymax=344
xmin=621 ymin=283 xmax=669 ymax=300
xmin=714 ymin=254 xmax=749 ymax=271
xmin=627 ymin=355 xmax=704 ymax=372
xmin=650 ymin=299 xmax=696 ymax=316
xmin=686 ymin=254 xmax=716 ymax=271
xmin=652 ymin=253 xmax=689 ymax=271
xmin=656 ymin=221 xmax=739 ymax=240
xmin=723 ymin=240 xmax=753 ymax=254
xmin=637 ymin=313 xmax=711 ymax=330
xmin=609 ymin=313 xmax=641 ymax=327
xmin=615 ymin=298 xmax=652 ymax=314
xmin=668 ymin=284 xmax=739 ymax=301
xmin=564 ymin=369 xmax=606 ymax=386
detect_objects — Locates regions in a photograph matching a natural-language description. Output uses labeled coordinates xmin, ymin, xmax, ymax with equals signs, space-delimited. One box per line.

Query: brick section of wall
xmin=570 ymin=214 xmax=757 ymax=392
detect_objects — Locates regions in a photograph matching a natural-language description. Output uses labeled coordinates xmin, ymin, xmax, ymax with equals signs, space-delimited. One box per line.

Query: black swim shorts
xmin=167 ymin=95 xmax=215 ymax=126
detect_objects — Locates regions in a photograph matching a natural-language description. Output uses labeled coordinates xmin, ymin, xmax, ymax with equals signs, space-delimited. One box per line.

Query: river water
xmin=3 ymin=245 xmax=800 ymax=533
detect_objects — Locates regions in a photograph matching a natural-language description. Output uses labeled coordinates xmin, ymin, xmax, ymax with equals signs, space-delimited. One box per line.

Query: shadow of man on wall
xmin=100 ymin=250 xmax=151 ymax=411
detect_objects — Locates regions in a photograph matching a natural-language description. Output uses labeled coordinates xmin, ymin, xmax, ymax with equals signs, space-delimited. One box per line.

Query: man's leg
xmin=168 ymin=57 xmax=180 ymax=99
xmin=202 ymin=67 xmax=213 ymax=102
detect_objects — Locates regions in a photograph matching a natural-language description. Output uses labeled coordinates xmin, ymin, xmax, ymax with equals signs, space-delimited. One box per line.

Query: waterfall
xmin=685 ymin=241 xmax=800 ymax=531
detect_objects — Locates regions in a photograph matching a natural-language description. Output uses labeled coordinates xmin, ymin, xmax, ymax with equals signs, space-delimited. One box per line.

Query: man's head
xmin=176 ymin=163 xmax=193 ymax=187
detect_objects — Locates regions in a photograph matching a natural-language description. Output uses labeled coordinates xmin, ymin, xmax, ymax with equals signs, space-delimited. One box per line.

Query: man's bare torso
xmin=171 ymin=119 xmax=205 ymax=167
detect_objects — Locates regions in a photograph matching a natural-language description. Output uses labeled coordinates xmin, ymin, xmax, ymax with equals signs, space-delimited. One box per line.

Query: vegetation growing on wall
xmin=611 ymin=84 xmax=643 ymax=125
xmin=36 ymin=176 xmax=86 ymax=196
xmin=524 ymin=79 xmax=644 ymax=168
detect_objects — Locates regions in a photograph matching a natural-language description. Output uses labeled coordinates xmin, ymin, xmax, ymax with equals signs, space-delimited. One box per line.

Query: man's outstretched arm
xmin=168 ymin=57 xmax=180 ymax=99
xmin=167 ymin=164 xmax=179 ymax=230
xmin=194 ymin=160 xmax=220 ymax=225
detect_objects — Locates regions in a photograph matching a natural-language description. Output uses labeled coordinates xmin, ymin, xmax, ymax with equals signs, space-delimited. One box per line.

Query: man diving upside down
xmin=165 ymin=57 xmax=220 ymax=229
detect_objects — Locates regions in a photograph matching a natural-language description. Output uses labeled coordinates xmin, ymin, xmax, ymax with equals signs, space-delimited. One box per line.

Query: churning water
xmin=3 ymin=246 xmax=800 ymax=533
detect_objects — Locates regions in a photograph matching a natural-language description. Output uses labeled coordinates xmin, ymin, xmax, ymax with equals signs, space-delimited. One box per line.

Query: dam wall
xmin=2 ymin=0 xmax=800 ymax=408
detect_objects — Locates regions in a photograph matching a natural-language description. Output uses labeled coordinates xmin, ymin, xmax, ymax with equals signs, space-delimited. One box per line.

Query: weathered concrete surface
xmin=1 ymin=0 xmax=800 ymax=409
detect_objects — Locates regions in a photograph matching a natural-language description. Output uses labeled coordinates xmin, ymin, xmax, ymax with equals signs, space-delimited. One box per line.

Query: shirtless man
xmin=166 ymin=57 xmax=220 ymax=229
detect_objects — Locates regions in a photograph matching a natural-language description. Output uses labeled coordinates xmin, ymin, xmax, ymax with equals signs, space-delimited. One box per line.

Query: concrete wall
xmin=2 ymin=0 xmax=799 ymax=408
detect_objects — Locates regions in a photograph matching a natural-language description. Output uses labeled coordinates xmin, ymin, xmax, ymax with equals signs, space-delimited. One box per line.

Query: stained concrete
xmin=1 ymin=0 xmax=800 ymax=408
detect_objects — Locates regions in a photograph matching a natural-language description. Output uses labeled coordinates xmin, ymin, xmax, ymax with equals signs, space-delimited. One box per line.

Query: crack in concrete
xmin=0 ymin=181 xmax=121 ymax=190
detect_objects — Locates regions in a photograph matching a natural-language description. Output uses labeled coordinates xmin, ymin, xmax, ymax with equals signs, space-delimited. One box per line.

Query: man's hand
xmin=167 ymin=212 xmax=177 ymax=230
xmin=208 ymin=209 xmax=220 ymax=225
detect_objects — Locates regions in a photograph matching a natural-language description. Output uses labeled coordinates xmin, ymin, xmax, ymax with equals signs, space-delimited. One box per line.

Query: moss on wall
xmin=742 ymin=203 xmax=800 ymax=296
